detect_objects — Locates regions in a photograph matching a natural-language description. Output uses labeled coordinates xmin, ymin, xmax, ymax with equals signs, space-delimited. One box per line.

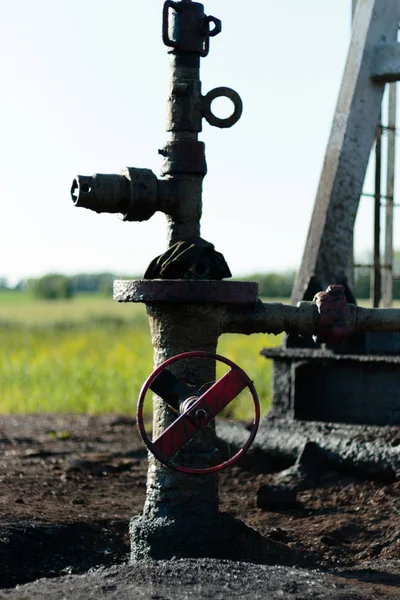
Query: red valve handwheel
xmin=137 ymin=351 xmax=260 ymax=475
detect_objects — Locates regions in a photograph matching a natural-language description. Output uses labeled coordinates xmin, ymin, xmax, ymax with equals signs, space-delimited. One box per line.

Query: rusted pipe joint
xmin=222 ymin=300 xmax=318 ymax=337
xmin=222 ymin=286 xmax=354 ymax=343
xmin=166 ymin=82 xmax=243 ymax=134
xmin=312 ymin=285 xmax=349 ymax=345
xmin=121 ymin=168 xmax=158 ymax=222
xmin=71 ymin=166 xmax=205 ymax=225
xmin=159 ymin=140 xmax=207 ymax=176
xmin=71 ymin=167 xmax=158 ymax=222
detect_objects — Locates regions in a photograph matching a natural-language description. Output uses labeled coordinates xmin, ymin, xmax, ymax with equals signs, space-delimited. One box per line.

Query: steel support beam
xmin=291 ymin=0 xmax=400 ymax=305
xmin=372 ymin=43 xmax=400 ymax=82
xmin=383 ymin=83 xmax=397 ymax=307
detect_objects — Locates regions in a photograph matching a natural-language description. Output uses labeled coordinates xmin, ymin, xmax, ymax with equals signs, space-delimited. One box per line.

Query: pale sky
xmin=1 ymin=0 xmax=397 ymax=284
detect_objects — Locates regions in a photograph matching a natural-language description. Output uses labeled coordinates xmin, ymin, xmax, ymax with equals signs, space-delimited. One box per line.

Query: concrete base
xmin=130 ymin=512 xmax=295 ymax=564
xmin=216 ymin=417 xmax=400 ymax=480
xmin=262 ymin=346 xmax=400 ymax=426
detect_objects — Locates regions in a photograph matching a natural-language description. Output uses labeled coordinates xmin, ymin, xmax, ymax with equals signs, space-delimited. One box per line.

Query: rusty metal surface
xmin=115 ymin=279 xmax=400 ymax=336
xmin=261 ymin=346 xmax=400 ymax=363
xmin=224 ymin=290 xmax=400 ymax=340
xmin=144 ymin=239 xmax=231 ymax=280
xmin=70 ymin=168 xmax=158 ymax=222
xmin=71 ymin=174 xmax=130 ymax=214
xmin=114 ymin=279 xmax=258 ymax=304
xmin=312 ymin=284 xmax=349 ymax=344
xmin=159 ymin=140 xmax=207 ymax=176
xmin=217 ymin=417 xmax=400 ymax=479
xmin=120 ymin=167 xmax=158 ymax=222
xmin=261 ymin=345 xmax=400 ymax=426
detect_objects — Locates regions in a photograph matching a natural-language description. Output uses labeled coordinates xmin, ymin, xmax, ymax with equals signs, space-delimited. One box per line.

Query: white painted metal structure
xmin=383 ymin=82 xmax=397 ymax=307
xmin=353 ymin=0 xmax=397 ymax=308
xmin=291 ymin=0 xmax=400 ymax=306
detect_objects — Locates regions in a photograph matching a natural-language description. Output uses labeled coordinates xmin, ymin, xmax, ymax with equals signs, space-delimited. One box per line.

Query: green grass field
xmin=0 ymin=293 xmax=282 ymax=417
xmin=0 ymin=291 xmax=139 ymax=325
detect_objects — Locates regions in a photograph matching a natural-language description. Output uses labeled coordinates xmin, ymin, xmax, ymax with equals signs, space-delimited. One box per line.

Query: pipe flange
xmin=313 ymin=285 xmax=349 ymax=345
xmin=113 ymin=279 xmax=259 ymax=304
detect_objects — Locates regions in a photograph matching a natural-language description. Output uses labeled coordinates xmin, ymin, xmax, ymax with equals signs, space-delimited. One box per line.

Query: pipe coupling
xmin=71 ymin=167 xmax=158 ymax=222
xmin=120 ymin=167 xmax=158 ymax=222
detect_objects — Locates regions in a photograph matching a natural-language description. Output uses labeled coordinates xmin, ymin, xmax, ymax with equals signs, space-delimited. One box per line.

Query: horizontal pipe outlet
xmin=71 ymin=168 xmax=158 ymax=222
xmin=71 ymin=174 xmax=130 ymax=214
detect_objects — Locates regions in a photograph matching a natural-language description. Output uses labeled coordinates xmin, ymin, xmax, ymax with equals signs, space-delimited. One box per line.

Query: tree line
xmin=2 ymin=268 xmax=400 ymax=300
xmin=25 ymin=273 xmax=121 ymax=299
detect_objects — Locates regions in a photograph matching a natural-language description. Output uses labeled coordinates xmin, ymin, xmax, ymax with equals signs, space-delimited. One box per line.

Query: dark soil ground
xmin=0 ymin=415 xmax=399 ymax=598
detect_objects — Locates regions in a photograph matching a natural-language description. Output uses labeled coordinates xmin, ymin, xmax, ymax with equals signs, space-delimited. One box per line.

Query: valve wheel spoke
xmin=152 ymin=368 xmax=248 ymax=461
xmin=137 ymin=350 xmax=261 ymax=474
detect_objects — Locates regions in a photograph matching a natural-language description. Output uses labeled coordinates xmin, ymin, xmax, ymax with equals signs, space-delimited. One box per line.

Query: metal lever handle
xmin=201 ymin=15 xmax=221 ymax=56
xmin=162 ymin=1 xmax=180 ymax=49
xmin=205 ymin=15 xmax=222 ymax=37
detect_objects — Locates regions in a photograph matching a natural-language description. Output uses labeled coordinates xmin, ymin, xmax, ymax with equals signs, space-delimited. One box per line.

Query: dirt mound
xmin=0 ymin=415 xmax=398 ymax=598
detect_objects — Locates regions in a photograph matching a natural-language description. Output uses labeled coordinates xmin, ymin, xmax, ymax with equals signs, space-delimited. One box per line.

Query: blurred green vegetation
xmin=27 ymin=274 xmax=73 ymax=300
xmin=6 ymin=259 xmax=397 ymax=419
xmin=0 ymin=293 xmax=280 ymax=418
xmin=6 ymin=263 xmax=400 ymax=302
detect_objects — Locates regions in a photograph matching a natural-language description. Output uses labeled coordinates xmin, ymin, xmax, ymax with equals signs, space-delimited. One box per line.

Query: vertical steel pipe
xmin=383 ymin=83 xmax=397 ymax=307
xmin=372 ymin=119 xmax=382 ymax=307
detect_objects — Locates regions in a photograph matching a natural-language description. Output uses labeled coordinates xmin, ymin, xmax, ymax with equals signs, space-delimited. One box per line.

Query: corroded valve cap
xmin=163 ymin=0 xmax=221 ymax=57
